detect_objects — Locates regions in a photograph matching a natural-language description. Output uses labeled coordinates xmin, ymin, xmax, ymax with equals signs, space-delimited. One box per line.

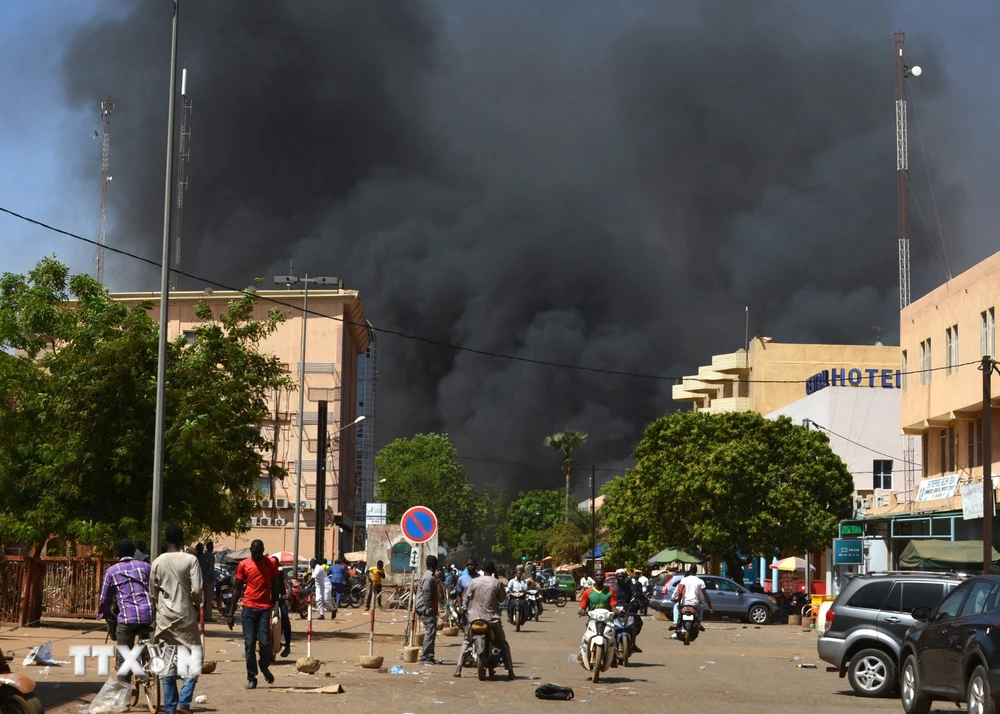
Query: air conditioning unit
xmin=262 ymin=499 xmax=274 ymax=509
xmin=259 ymin=517 xmax=272 ymax=526
xmin=275 ymin=498 xmax=290 ymax=509
xmin=300 ymin=500 xmax=313 ymax=510
xmin=250 ymin=517 xmax=259 ymax=526
xmin=274 ymin=518 xmax=286 ymax=526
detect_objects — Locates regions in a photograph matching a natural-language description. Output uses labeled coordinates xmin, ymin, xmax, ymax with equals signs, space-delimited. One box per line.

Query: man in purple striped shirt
xmin=98 ymin=539 xmax=154 ymax=682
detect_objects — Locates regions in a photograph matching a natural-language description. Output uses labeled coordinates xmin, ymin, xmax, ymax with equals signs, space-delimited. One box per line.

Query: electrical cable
xmin=911 ymin=86 xmax=953 ymax=280
xmin=0 ymin=205 xmax=971 ymax=385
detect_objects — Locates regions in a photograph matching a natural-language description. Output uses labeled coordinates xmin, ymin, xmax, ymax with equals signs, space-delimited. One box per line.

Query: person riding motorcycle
xmin=611 ymin=569 xmax=643 ymax=653
xmin=577 ymin=572 xmax=617 ymax=662
xmin=671 ymin=564 xmax=714 ymax=639
xmin=454 ymin=560 xmax=515 ymax=681
xmin=506 ymin=565 xmax=530 ymax=623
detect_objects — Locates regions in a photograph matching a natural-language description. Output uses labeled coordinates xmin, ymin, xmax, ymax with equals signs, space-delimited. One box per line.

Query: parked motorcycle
xmin=447 ymin=589 xmax=465 ymax=629
xmin=0 ymin=646 xmax=42 ymax=714
xmin=215 ymin=572 xmax=234 ymax=616
xmin=509 ymin=592 xmax=529 ymax=631
xmin=288 ymin=578 xmax=313 ymax=619
xmin=526 ymin=589 xmax=542 ymax=621
xmin=613 ymin=606 xmax=639 ymax=666
xmin=579 ymin=608 xmax=616 ymax=683
xmin=676 ymin=604 xmax=700 ymax=645
xmin=470 ymin=618 xmax=504 ymax=681
xmin=542 ymin=586 xmax=567 ymax=607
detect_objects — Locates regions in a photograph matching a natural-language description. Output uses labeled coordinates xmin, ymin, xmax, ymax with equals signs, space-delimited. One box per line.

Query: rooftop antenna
xmin=170 ymin=69 xmax=192 ymax=290
xmin=895 ymin=30 xmax=921 ymax=501
xmin=97 ymin=95 xmax=114 ymax=285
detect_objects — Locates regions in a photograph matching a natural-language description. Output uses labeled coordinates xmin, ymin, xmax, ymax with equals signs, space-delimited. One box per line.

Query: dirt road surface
xmin=1 ymin=606 xmax=925 ymax=713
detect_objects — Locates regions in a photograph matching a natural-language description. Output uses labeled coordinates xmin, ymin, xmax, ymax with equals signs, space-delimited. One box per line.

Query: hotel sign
xmin=916 ymin=474 xmax=961 ymax=503
xmin=806 ymin=368 xmax=902 ymax=395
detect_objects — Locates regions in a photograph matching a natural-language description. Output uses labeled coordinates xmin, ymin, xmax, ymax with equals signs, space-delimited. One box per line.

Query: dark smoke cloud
xmin=60 ymin=1 xmax=964 ymax=496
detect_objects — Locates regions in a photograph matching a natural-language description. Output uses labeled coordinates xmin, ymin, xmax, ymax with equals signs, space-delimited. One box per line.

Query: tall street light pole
xmin=274 ymin=274 xmax=339 ymax=573
xmin=150 ymin=0 xmax=180 ymax=558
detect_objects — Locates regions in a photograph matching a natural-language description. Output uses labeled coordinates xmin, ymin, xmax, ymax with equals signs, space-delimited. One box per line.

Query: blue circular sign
xmin=400 ymin=506 xmax=437 ymax=544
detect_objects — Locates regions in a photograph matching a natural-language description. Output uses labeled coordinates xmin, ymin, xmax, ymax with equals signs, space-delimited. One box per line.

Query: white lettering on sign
xmin=916 ymin=474 xmax=960 ymax=503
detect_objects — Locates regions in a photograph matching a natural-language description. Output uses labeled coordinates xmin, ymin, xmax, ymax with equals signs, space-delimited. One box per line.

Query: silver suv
xmin=817 ymin=571 xmax=965 ymax=698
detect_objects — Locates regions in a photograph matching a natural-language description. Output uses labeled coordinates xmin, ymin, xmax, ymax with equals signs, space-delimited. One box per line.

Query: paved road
xmin=1 ymin=606 xmax=938 ymax=712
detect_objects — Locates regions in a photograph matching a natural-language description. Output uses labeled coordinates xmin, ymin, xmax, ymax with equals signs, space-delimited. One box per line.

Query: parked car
xmin=816 ymin=570 xmax=963 ymax=698
xmin=649 ymin=574 xmax=778 ymax=624
xmin=899 ymin=575 xmax=1000 ymax=713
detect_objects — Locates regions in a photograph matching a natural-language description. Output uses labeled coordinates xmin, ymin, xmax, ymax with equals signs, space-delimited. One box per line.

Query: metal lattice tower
xmin=170 ymin=70 xmax=192 ymax=291
xmin=895 ymin=31 xmax=918 ymax=500
xmin=97 ymin=95 xmax=114 ymax=286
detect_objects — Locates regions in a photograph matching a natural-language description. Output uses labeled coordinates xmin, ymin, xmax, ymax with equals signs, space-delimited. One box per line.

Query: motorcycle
xmin=579 ymin=608 xmax=616 ymax=683
xmin=634 ymin=583 xmax=649 ymax=616
xmin=542 ymin=586 xmax=567 ymax=607
xmin=509 ymin=592 xmax=529 ymax=631
xmin=526 ymin=589 xmax=542 ymax=621
xmin=0 ymin=646 xmax=41 ymax=714
xmin=215 ymin=572 xmax=234 ymax=616
xmin=447 ymin=589 xmax=465 ymax=629
xmin=288 ymin=578 xmax=313 ymax=619
xmin=676 ymin=604 xmax=700 ymax=645
xmin=613 ymin=606 xmax=640 ymax=666
xmin=346 ymin=578 xmax=365 ymax=608
xmin=470 ymin=618 xmax=504 ymax=681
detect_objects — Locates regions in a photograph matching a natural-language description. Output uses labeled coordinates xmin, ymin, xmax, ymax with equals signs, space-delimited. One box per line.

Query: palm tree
xmin=544 ymin=430 xmax=588 ymax=518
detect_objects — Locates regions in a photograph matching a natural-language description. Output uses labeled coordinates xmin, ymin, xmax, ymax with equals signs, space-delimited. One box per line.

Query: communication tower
xmin=170 ymin=69 xmax=192 ymax=291
xmin=97 ymin=96 xmax=114 ymax=285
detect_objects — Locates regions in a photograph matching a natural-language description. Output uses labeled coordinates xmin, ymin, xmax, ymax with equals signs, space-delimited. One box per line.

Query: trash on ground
xmin=23 ymin=642 xmax=70 ymax=666
xmin=88 ymin=677 xmax=132 ymax=714
xmin=797 ymin=663 xmax=817 ymax=669
xmin=268 ymin=684 xmax=344 ymax=694
xmin=194 ymin=695 xmax=208 ymax=704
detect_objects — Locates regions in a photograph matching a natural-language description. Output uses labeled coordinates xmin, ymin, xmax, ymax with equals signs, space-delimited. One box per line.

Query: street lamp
xmin=273 ymin=274 xmax=340 ymax=573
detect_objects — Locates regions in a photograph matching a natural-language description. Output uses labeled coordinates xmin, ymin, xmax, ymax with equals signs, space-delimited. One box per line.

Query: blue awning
xmin=583 ymin=544 xmax=607 ymax=559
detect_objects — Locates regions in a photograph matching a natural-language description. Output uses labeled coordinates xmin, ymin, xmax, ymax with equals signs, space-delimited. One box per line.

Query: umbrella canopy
xmin=769 ymin=556 xmax=816 ymax=571
xmin=583 ymin=544 xmax=608 ymax=560
xmin=221 ymin=547 xmax=252 ymax=564
xmin=647 ymin=547 xmax=708 ymax=567
xmin=898 ymin=539 xmax=1000 ymax=569
xmin=270 ymin=551 xmax=309 ymax=565
xmin=343 ymin=550 xmax=367 ymax=563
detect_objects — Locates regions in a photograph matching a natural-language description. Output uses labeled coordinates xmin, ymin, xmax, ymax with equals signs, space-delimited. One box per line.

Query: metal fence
xmin=0 ymin=558 xmax=26 ymax=623
xmin=40 ymin=558 xmax=109 ymax=619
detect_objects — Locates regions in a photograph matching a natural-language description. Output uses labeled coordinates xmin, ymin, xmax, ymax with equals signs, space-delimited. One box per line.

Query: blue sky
xmin=2 ymin=1 xmax=999 ymax=291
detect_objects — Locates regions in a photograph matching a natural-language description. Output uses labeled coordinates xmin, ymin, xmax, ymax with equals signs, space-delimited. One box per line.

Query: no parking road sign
xmin=400 ymin=506 xmax=437 ymax=544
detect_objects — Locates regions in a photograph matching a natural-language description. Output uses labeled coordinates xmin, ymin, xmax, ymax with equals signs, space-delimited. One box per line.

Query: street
xmin=2 ymin=607 xmax=930 ymax=714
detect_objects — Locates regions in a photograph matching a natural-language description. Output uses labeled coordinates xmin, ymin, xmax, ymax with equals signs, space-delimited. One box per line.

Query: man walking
xmin=197 ymin=542 xmax=217 ymax=622
xmin=227 ymin=540 xmax=279 ymax=688
xmin=366 ymin=560 xmax=385 ymax=611
xmin=271 ymin=556 xmax=292 ymax=658
xmin=416 ymin=554 xmax=441 ymax=665
xmin=328 ymin=558 xmax=349 ymax=608
xmin=454 ymin=560 xmax=514 ymax=681
xmin=311 ymin=557 xmax=332 ymax=619
xmin=150 ymin=525 xmax=203 ymax=714
xmin=97 ymin=539 xmax=154 ymax=684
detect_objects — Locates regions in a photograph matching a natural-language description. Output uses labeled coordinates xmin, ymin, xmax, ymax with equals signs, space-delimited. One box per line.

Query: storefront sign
xmin=916 ymin=474 xmax=961 ymax=503
xmin=961 ymin=479 xmax=998 ymax=521
xmin=833 ymin=539 xmax=863 ymax=565
xmin=365 ymin=502 xmax=387 ymax=526
xmin=805 ymin=368 xmax=902 ymax=395
xmin=839 ymin=524 xmax=863 ymax=537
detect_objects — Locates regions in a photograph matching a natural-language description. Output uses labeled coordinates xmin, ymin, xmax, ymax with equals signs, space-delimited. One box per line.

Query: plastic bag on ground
xmin=535 ymin=683 xmax=575 ymax=700
xmin=88 ymin=677 xmax=132 ymax=714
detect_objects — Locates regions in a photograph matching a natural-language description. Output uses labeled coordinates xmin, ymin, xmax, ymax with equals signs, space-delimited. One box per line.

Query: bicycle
xmin=377 ymin=585 xmax=413 ymax=611
xmin=127 ymin=627 xmax=161 ymax=714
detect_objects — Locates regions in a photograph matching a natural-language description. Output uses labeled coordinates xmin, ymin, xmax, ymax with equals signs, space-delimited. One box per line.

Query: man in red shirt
xmin=227 ymin=540 xmax=279 ymax=689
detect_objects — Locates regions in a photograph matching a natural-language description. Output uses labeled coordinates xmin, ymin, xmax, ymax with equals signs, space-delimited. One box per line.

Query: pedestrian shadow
xmin=586 ymin=675 xmax=648 ymax=684
xmin=35 ymin=680 xmax=103 ymax=711
xmin=617 ymin=661 xmax=662 ymax=668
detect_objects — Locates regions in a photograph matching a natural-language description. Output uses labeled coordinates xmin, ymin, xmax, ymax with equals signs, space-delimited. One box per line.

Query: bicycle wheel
xmin=350 ymin=588 xmax=364 ymax=608
xmin=378 ymin=589 xmax=399 ymax=610
xmin=141 ymin=673 xmax=161 ymax=714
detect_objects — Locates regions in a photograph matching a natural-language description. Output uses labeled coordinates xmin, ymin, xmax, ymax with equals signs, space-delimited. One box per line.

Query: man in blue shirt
xmin=455 ymin=558 xmax=478 ymax=598
xmin=328 ymin=558 xmax=349 ymax=608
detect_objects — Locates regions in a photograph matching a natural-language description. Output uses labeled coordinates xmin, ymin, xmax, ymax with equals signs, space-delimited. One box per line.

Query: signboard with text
xmin=365 ymin=502 xmax=387 ymax=527
xmin=833 ymin=539 xmax=863 ymax=565
xmin=916 ymin=474 xmax=961 ymax=503
xmin=840 ymin=524 xmax=863 ymax=538
xmin=961 ymin=479 xmax=998 ymax=521
xmin=806 ymin=368 xmax=902 ymax=395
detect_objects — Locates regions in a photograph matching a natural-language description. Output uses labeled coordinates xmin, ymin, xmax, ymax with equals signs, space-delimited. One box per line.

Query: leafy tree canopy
xmin=546 ymin=506 xmax=603 ymax=565
xmin=602 ymin=411 xmax=854 ymax=569
xmin=0 ymin=258 xmax=289 ymax=551
xmin=374 ymin=433 xmax=483 ymax=546
xmin=492 ymin=488 xmax=563 ymax=560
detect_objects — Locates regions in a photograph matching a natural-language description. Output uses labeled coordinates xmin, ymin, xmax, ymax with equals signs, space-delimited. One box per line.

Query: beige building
xmin=672 ymin=339 xmax=900 ymax=416
xmin=113 ymin=288 xmax=370 ymax=561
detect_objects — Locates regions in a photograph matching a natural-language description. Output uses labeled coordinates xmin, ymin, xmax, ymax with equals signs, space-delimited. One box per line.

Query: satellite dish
xmin=910 ymin=65 xmax=922 ymax=77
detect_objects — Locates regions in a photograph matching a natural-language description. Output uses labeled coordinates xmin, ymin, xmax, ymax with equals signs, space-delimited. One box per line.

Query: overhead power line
xmin=0 ymin=205 xmax=964 ymax=384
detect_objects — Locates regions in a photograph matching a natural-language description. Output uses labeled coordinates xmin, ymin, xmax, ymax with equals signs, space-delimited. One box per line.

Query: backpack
xmin=535 ymin=683 xmax=574 ymax=700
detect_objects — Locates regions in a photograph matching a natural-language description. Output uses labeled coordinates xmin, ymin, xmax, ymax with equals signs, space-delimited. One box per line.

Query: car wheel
xmin=900 ymin=654 xmax=932 ymax=714
xmin=847 ymin=648 xmax=895 ymax=697
xmin=968 ymin=664 xmax=999 ymax=714
xmin=747 ymin=604 xmax=770 ymax=625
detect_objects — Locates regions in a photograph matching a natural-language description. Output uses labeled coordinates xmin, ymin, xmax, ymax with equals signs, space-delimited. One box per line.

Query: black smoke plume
xmin=60 ymin=1 xmax=960 ymax=495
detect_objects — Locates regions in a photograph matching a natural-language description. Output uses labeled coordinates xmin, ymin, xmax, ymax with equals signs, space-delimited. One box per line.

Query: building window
xmin=983 ymin=308 xmax=996 ymax=357
xmin=946 ymin=325 xmax=958 ymax=374
xmin=901 ymin=350 xmax=908 ymax=391
xmin=948 ymin=425 xmax=956 ymax=473
xmin=940 ymin=428 xmax=947 ymax=475
xmin=922 ymin=433 xmax=929 ymax=479
xmin=969 ymin=418 xmax=984 ymax=469
xmin=183 ymin=330 xmax=197 ymax=345
xmin=873 ymin=460 xmax=893 ymax=490
xmin=920 ymin=339 xmax=932 ymax=384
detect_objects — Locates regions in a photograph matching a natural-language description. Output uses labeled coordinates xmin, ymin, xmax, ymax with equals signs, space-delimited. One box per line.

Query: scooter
xmin=288 ymin=578 xmax=313 ymax=619
xmin=613 ymin=606 xmax=639 ymax=666
xmin=579 ymin=608 xmax=616 ymax=683
xmin=0 ymin=646 xmax=41 ymax=714
xmin=509 ymin=592 xmax=529 ymax=632
xmin=526 ymin=589 xmax=542 ymax=621
xmin=676 ymin=604 xmax=700 ymax=645
xmin=470 ymin=618 xmax=504 ymax=681
xmin=542 ymin=586 xmax=567 ymax=607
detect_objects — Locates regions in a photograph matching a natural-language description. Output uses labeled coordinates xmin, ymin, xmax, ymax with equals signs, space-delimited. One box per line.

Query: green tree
xmin=374 ymin=433 xmax=483 ymax=545
xmin=492 ymin=488 xmax=562 ymax=560
xmin=544 ymin=430 xmax=588 ymax=518
xmin=0 ymin=258 xmax=289 ymax=551
xmin=602 ymin=411 xmax=854 ymax=569
xmin=546 ymin=506 xmax=604 ymax=565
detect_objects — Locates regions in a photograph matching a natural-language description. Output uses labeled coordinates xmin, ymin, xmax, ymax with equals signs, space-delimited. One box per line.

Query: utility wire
xmin=911 ymin=86 xmax=953 ymax=280
xmin=0 ymin=205 xmax=966 ymax=384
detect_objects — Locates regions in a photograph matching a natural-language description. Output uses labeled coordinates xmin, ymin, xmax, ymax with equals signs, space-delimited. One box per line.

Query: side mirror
xmin=911 ymin=606 xmax=931 ymax=621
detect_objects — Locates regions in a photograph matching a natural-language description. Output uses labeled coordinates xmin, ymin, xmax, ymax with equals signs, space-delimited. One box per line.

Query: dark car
xmin=898 ymin=575 xmax=1000 ymax=713
xmin=817 ymin=571 xmax=963 ymax=698
xmin=649 ymin=574 xmax=778 ymax=624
